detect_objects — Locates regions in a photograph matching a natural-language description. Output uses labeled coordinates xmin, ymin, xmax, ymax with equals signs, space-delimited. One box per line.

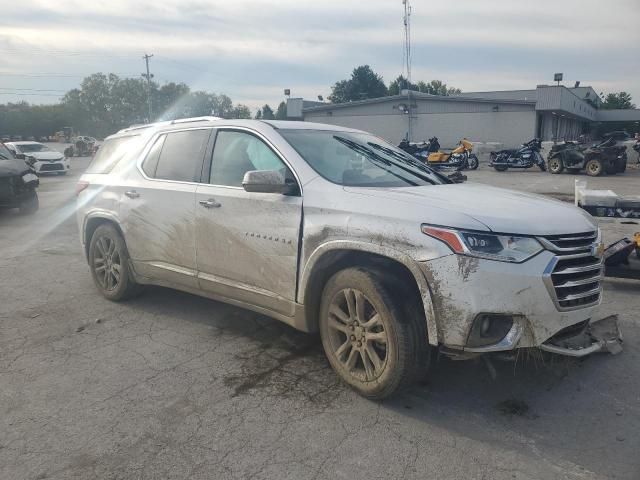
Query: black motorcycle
xmin=633 ymin=140 xmax=640 ymax=163
xmin=489 ymin=138 xmax=545 ymax=172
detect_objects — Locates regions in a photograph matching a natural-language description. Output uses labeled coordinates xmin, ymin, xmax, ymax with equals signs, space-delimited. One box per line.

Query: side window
xmin=141 ymin=135 xmax=165 ymax=177
xmin=210 ymin=130 xmax=289 ymax=187
xmin=153 ymin=129 xmax=211 ymax=182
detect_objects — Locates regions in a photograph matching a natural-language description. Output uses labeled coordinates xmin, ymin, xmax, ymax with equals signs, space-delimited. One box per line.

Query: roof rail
xmin=170 ymin=116 xmax=222 ymax=125
xmin=118 ymin=123 xmax=156 ymax=134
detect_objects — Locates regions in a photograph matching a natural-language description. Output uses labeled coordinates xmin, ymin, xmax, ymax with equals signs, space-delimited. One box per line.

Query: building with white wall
xmin=287 ymin=85 xmax=640 ymax=148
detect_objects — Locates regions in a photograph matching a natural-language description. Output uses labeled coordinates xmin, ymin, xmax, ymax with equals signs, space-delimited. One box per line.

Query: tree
xmin=261 ymin=104 xmax=275 ymax=119
xmin=415 ymin=80 xmax=461 ymax=96
xmin=329 ymin=65 xmax=387 ymax=103
xmin=602 ymin=92 xmax=635 ymax=110
xmin=255 ymin=109 xmax=263 ymax=119
xmin=230 ymin=104 xmax=251 ymax=119
xmin=275 ymin=101 xmax=287 ymax=120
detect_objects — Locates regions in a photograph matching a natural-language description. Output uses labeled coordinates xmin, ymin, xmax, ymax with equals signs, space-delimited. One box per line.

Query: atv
xmin=548 ymin=138 xmax=627 ymax=177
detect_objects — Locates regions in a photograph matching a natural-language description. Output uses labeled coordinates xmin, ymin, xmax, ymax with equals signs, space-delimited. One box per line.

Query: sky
xmin=1 ymin=0 xmax=639 ymax=114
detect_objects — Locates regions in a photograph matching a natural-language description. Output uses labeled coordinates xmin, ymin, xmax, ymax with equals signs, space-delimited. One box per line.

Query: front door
xmin=195 ymin=129 xmax=302 ymax=316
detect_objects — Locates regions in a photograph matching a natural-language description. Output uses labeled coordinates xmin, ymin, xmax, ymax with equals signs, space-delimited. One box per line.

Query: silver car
xmin=76 ymin=117 xmax=612 ymax=398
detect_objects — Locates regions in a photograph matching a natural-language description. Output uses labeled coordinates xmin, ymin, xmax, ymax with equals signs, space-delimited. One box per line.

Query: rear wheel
xmin=319 ymin=267 xmax=427 ymax=399
xmin=538 ymin=162 xmax=547 ymax=171
xmin=586 ymin=158 xmax=604 ymax=177
xmin=548 ymin=157 xmax=564 ymax=174
xmin=493 ymin=165 xmax=508 ymax=172
xmin=88 ymin=224 xmax=141 ymax=301
xmin=18 ymin=191 xmax=38 ymax=215
xmin=617 ymin=156 xmax=627 ymax=173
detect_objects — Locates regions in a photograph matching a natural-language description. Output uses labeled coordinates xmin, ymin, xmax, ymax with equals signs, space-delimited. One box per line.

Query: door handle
xmin=125 ymin=190 xmax=140 ymax=199
xmin=199 ymin=198 xmax=221 ymax=209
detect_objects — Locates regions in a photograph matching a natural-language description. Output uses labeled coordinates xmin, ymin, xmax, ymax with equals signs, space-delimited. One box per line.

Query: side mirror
xmin=242 ymin=170 xmax=298 ymax=195
xmin=15 ymin=153 xmax=25 ymax=159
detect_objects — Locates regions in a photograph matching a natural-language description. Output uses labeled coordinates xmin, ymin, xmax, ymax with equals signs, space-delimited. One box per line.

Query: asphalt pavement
xmin=1 ymin=155 xmax=639 ymax=480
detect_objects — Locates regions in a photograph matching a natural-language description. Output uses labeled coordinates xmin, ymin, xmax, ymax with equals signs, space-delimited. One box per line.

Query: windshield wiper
xmin=334 ymin=137 xmax=420 ymax=186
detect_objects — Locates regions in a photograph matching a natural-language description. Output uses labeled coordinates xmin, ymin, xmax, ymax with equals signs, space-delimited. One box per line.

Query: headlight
xmin=422 ymin=225 xmax=543 ymax=263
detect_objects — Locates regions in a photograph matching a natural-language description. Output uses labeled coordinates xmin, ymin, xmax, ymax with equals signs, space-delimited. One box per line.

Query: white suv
xmin=6 ymin=141 xmax=70 ymax=175
xmin=76 ymin=117 xmax=612 ymax=398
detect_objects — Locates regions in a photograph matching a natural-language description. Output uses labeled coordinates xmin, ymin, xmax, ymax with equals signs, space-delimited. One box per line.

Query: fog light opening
xmin=467 ymin=314 xmax=514 ymax=348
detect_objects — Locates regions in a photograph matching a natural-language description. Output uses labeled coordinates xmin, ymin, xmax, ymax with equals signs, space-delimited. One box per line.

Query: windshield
xmin=17 ymin=143 xmax=50 ymax=153
xmin=280 ymin=129 xmax=448 ymax=187
xmin=0 ymin=143 xmax=13 ymax=160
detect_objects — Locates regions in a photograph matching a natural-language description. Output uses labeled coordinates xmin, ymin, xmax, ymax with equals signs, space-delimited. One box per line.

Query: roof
xmin=109 ymin=117 xmax=360 ymax=140
xmin=5 ymin=141 xmax=43 ymax=146
xmin=302 ymin=91 xmax=536 ymax=113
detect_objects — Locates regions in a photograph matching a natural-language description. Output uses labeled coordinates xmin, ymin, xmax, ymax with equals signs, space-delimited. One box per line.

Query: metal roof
xmin=302 ymin=91 xmax=536 ymax=113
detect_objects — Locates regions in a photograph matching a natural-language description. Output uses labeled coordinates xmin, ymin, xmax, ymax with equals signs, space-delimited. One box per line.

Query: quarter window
xmin=141 ymin=135 xmax=165 ymax=177
xmin=153 ymin=129 xmax=211 ymax=182
xmin=210 ymin=130 xmax=289 ymax=187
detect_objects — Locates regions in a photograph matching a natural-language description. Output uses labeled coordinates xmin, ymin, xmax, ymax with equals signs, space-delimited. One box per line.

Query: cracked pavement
xmin=1 ymin=155 xmax=639 ymax=479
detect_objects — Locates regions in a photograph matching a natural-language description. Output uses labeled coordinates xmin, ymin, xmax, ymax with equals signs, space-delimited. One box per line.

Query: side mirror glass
xmin=242 ymin=170 xmax=298 ymax=195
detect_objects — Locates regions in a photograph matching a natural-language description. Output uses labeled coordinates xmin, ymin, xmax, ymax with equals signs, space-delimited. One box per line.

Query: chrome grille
xmin=540 ymin=231 xmax=603 ymax=310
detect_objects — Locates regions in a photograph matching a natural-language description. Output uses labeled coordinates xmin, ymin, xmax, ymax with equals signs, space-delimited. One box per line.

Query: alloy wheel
xmin=326 ymin=288 xmax=388 ymax=382
xmin=93 ymin=236 xmax=122 ymax=291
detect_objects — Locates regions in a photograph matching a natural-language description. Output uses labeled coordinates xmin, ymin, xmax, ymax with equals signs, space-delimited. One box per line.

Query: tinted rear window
xmin=86 ymin=135 xmax=142 ymax=174
xmin=154 ymin=129 xmax=211 ymax=182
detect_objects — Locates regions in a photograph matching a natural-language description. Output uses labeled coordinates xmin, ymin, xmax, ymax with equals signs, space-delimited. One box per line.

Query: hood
xmin=0 ymin=158 xmax=31 ymax=178
xmin=345 ymin=183 xmax=596 ymax=236
xmin=27 ymin=151 xmax=64 ymax=161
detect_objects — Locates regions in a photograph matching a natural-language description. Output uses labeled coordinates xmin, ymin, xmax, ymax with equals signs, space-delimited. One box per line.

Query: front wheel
xmin=468 ymin=154 xmax=479 ymax=170
xmin=319 ymin=268 xmax=427 ymax=399
xmin=88 ymin=224 xmax=141 ymax=301
xmin=548 ymin=157 xmax=564 ymax=174
xmin=585 ymin=158 xmax=603 ymax=177
xmin=493 ymin=165 xmax=508 ymax=172
xmin=19 ymin=191 xmax=39 ymax=215
xmin=538 ymin=162 xmax=547 ymax=171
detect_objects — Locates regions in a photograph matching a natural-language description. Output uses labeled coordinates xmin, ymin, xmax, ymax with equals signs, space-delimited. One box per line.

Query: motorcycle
xmin=633 ymin=140 xmax=640 ymax=163
xmin=399 ymin=137 xmax=479 ymax=171
xmin=489 ymin=138 xmax=545 ymax=172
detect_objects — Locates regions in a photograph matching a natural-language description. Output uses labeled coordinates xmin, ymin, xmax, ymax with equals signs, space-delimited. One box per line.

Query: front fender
xmin=299 ymin=240 xmax=440 ymax=346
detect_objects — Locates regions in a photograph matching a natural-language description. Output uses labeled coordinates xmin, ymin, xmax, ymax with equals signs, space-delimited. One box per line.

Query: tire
xmin=19 ymin=191 xmax=39 ymax=215
xmin=493 ymin=165 xmax=508 ymax=172
xmin=88 ymin=223 xmax=141 ymax=301
xmin=548 ymin=157 xmax=564 ymax=174
xmin=585 ymin=158 xmax=603 ymax=177
xmin=617 ymin=157 xmax=627 ymax=173
xmin=468 ymin=154 xmax=479 ymax=170
xmin=538 ymin=162 xmax=546 ymax=172
xmin=318 ymin=267 xmax=428 ymax=399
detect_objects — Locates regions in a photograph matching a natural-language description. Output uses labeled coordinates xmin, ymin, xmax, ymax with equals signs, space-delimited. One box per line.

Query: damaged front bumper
xmin=540 ymin=315 xmax=623 ymax=357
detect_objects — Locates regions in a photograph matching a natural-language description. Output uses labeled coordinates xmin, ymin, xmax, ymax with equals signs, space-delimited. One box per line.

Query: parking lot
xmin=1 ymin=153 xmax=639 ymax=480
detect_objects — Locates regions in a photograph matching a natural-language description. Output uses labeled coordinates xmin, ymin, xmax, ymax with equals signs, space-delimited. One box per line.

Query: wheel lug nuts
xmin=350 ymin=335 xmax=356 ymax=341
xmin=357 ymin=341 xmax=362 ymax=347
xmin=349 ymin=325 xmax=355 ymax=331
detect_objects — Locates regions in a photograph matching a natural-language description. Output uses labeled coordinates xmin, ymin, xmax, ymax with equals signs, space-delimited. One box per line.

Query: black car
xmin=0 ymin=142 xmax=39 ymax=214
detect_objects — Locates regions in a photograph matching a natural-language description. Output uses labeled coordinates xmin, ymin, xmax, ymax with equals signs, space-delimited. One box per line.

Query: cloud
xmin=0 ymin=0 xmax=638 ymax=109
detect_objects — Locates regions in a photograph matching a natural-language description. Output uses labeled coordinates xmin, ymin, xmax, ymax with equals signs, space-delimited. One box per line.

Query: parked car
xmin=0 ymin=142 xmax=39 ymax=214
xmin=76 ymin=118 xmax=613 ymax=398
xmin=5 ymin=141 xmax=70 ymax=175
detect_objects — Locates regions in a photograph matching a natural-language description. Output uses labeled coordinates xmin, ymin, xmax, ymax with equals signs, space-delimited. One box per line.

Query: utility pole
xmin=142 ymin=53 xmax=154 ymax=122
xmin=402 ymin=0 xmax=413 ymax=141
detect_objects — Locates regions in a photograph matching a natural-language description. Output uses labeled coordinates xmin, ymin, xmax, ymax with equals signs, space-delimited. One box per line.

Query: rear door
xmin=194 ymin=128 xmax=302 ymax=316
xmin=119 ymin=128 xmax=212 ymax=288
